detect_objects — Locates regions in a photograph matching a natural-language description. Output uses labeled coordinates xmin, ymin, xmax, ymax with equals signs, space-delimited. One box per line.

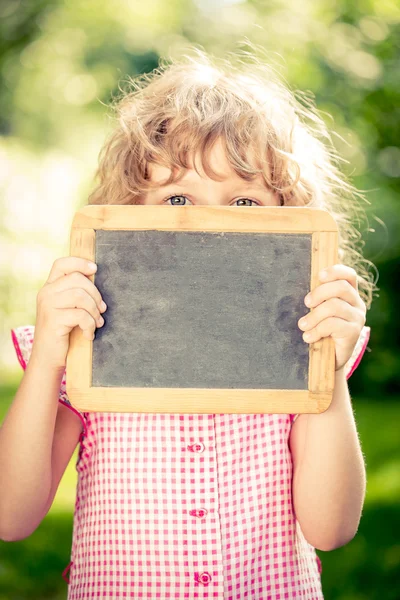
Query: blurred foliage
xmin=1 ymin=0 xmax=399 ymax=598
xmin=0 ymin=0 xmax=399 ymax=394
xmin=1 ymin=386 xmax=400 ymax=599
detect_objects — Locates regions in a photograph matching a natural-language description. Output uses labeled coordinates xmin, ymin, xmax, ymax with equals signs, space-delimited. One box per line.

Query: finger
xmin=318 ymin=264 xmax=358 ymax=291
xmin=50 ymin=271 xmax=105 ymax=315
xmin=52 ymin=287 xmax=105 ymax=327
xmin=47 ymin=256 xmax=97 ymax=284
xmin=298 ymin=298 xmax=365 ymax=332
xmin=305 ymin=280 xmax=365 ymax=310
xmin=54 ymin=308 xmax=98 ymax=340
xmin=301 ymin=317 xmax=360 ymax=344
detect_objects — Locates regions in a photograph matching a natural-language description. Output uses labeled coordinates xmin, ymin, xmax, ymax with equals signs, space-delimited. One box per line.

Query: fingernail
xmin=88 ymin=262 xmax=97 ymax=270
xmin=319 ymin=270 xmax=327 ymax=280
xmin=100 ymin=301 xmax=107 ymax=311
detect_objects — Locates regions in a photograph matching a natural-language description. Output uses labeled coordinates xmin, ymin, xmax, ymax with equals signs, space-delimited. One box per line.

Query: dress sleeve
xmin=289 ymin=325 xmax=371 ymax=425
xmin=10 ymin=325 xmax=88 ymax=439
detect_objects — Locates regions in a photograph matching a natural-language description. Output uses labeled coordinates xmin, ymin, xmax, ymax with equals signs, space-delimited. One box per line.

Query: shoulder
xmin=11 ymin=324 xmax=88 ymax=437
xmin=11 ymin=325 xmax=35 ymax=368
xmin=344 ymin=325 xmax=370 ymax=380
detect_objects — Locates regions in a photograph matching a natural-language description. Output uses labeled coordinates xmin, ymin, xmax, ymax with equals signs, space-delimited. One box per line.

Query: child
xmin=3 ymin=48 xmax=374 ymax=599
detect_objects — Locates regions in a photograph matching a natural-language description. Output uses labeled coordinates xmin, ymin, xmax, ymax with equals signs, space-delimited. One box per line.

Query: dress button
xmin=189 ymin=508 xmax=208 ymax=518
xmin=195 ymin=571 xmax=212 ymax=585
xmin=187 ymin=442 xmax=205 ymax=453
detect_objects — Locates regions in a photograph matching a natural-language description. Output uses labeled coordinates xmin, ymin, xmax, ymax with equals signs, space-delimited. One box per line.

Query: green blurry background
xmin=0 ymin=0 xmax=399 ymax=598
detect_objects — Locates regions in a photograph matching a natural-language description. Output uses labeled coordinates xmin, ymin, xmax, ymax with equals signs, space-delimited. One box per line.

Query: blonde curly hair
xmin=88 ymin=46 xmax=377 ymax=310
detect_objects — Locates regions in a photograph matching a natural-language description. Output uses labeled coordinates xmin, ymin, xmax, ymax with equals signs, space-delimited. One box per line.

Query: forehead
xmin=147 ymin=139 xmax=270 ymax=186
xmin=148 ymin=140 xmax=234 ymax=183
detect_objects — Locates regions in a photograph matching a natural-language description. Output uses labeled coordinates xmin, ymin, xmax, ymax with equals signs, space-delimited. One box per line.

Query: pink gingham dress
xmin=11 ymin=324 xmax=370 ymax=599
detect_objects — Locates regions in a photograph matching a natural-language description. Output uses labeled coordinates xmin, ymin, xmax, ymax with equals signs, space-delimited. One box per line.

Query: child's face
xmin=141 ymin=138 xmax=280 ymax=207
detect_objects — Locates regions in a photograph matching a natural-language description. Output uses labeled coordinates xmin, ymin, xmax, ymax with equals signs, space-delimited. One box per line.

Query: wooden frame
xmin=66 ymin=205 xmax=338 ymax=414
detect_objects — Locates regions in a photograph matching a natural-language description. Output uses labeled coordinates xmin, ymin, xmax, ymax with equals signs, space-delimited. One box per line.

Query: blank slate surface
xmin=66 ymin=205 xmax=338 ymax=414
xmin=93 ymin=230 xmax=311 ymax=390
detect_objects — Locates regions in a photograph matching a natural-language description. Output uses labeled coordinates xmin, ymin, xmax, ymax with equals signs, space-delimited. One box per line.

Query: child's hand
xmin=297 ymin=264 xmax=367 ymax=372
xmin=32 ymin=257 xmax=107 ymax=370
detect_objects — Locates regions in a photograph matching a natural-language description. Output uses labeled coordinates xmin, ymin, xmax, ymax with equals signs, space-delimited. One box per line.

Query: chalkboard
xmin=66 ymin=205 xmax=338 ymax=414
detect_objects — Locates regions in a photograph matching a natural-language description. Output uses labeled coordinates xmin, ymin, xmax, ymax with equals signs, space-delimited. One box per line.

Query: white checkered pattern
xmin=11 ymin=324 xmax=370 ymax=599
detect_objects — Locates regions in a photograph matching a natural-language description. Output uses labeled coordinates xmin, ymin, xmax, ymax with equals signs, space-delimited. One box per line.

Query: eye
xmin=235 ymin=198 xmax=258 ymax=207
xmin=163 ymin=194 xmax=192 ymax=206
xmin=162 ymin=194 xmax=260 ymax=206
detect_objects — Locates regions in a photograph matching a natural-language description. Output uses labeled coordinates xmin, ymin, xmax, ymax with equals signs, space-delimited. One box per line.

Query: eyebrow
xmin=159 ymin=176 xmax=271 ymax=192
